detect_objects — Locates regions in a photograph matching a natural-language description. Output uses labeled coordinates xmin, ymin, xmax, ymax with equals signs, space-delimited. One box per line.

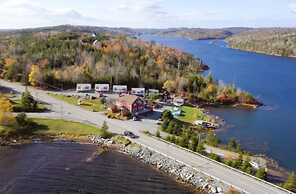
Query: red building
xmin=116 ymin=95 xmax=148 ymax=115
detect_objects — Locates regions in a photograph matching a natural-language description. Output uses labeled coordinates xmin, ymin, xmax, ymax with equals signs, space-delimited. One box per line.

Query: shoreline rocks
xmin=120 ymin=142 xmax=229 ymax=194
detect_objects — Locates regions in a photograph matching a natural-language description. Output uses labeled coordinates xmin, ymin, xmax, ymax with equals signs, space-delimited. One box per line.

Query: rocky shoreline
xmin=120 ymin=143 xmax=228 ymax=194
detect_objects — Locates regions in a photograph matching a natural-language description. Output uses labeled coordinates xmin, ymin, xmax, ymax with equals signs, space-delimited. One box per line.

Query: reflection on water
xmin=0 ymin=143 xmax=197 ymax=194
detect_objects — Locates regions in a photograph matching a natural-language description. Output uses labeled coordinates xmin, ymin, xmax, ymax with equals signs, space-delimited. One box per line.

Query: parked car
xmin=132 ymin=116 xmax=140 ymax=121
xmin=123 ymin=131 xmax=138 ymax=138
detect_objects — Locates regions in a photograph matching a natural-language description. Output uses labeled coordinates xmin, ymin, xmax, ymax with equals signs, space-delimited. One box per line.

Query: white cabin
xmin=113 ymin=85 xmax=128 ymax=93
xmin=95 ymin=84 xmax=109 ymax=93
xmin=148 ymin=89 xmax=160 ymax=95
xmin=76 ymin=84 xmax=92 ymax=92
xmin=131 ymin=88 xmax=145 ymax=96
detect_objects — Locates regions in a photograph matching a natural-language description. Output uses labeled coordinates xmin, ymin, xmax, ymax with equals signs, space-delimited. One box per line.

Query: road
xmin=0 ymin=80 xmax=291 ymax=194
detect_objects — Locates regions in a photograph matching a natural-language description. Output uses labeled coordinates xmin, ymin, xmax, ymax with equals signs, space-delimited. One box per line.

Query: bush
xmin=282 ymin=172 xmax=296 ymax=192
xmin=209 ymin=153 xmax=221 ymax=162
xmin=255 ymin=168 xmax=267 ymax=180
xmin=156 ymin=130 xmax=161 ymax=138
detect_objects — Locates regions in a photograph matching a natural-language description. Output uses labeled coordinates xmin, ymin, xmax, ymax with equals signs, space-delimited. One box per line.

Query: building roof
xmin=118 ymin=95 xmax=140 ymax=105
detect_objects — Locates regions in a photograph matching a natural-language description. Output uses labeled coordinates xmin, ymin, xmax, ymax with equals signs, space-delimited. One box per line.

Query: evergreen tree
xmin=21 ymin=90 xmax=37 ymax=111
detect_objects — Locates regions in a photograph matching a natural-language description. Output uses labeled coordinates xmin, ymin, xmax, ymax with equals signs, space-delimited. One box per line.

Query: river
xmin=0 ymin=143 xmax=197 ymax=194
xmin=141 ymin=35 xmax=296 ymax=171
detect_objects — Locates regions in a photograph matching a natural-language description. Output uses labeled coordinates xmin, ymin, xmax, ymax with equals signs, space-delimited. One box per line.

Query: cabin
xmin=76 ymin=84 xmax=92 ymax=92
xmin=95 ymin=84 xmax=109 ymax=93
xmin=148 ymin=89 xmax=160 ymax=95
xmin=131 ymin=88 xmax=145 ymax=97
xmin=116 ymin=95 xmax=149 ymax=115
xmin=113 ymin=85 xmax=128 ymax=93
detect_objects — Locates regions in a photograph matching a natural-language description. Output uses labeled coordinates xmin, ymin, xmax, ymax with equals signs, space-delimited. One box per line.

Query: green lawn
xmin=177 ymin=106 xmax=209 ymax=123
xmin=48 ymin=93 xmax=105 ymax=112
xmin=1 ymin=118 xmax=111 ymax=139
xmin=32 ymin=118 xmax=108 ymax=138
xmin=12 ymin=99 xmax=48 ymax=112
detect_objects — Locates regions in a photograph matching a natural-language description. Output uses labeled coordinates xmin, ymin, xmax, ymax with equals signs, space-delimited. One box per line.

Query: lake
xmin=142 ymin=35 xmax=296 ymax=171
xmin=0 ymin=143 xmax=197 ymax=194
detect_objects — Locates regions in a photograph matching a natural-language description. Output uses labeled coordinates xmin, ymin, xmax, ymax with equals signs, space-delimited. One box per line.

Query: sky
xmin=0 ymin=0 xmax=296 ymax=29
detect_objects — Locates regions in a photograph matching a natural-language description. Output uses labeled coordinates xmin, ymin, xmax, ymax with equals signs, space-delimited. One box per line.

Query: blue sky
xmin=0 ymin=0 xmax=296 ymax=29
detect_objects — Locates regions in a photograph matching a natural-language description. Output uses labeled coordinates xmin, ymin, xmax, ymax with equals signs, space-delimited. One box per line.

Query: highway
xmin=0 ymin=79 xmax=291 ymax=194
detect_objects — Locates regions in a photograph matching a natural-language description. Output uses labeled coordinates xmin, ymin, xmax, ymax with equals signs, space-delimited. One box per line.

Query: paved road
xmin=0 ymin=80 xmax=291 ymax=194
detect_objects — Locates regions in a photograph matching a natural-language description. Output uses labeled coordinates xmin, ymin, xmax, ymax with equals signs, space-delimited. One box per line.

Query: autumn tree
xmin=0 ymin=95 xmax=15 ymax=126
xmin=29 ymin=64 xmax=42 ymax=87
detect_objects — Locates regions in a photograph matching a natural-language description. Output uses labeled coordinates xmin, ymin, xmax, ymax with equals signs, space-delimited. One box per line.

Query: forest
xmin=0 ymin=28 xmax=260 ymax=106
xmin=0 ymin=31 xmax=205 ymax=88
xmin=227 ymin=28 xmax=296 ymax=58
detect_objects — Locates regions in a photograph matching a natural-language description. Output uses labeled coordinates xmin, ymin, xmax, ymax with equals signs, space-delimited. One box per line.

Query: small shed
xmin=113 ymin=85 xmax=128 ymax=93
xmin=76 ymin=84 xmax=92 ymax=92
xmin=95 ymin=84 xmax=109 ymax=93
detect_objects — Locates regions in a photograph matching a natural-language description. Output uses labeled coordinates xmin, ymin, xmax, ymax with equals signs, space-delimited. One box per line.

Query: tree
xmin=100 ymin=121 xmax=111 ymax=138
xmin=283 ymin=172 xmax=296 ymax=192
xmin=228 ymin=138 xmax=241 ymax=151
xmin=0 ymin=95 xmax=15 ymax=126
xmin=196 ymin=143 xmax=205 ymax=154
xmin=20 ymin=90 xmax=37 ymax=112
xmin=163 ymin=80 xmax=176 ymax=93
xmin=255 ymin=168 xmax=267 ymax=180
xmin=28 ymin=64 xmax=42 ymax=87
xmin=189 ymin=135 xmax=199 ymax=151
xmin=15 ymin=112 xmax=35 ymax=134
xmin=161 ymin=110 xmax=173 ymax=121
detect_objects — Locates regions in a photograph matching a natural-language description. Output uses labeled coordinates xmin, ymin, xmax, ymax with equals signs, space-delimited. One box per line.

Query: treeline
xmin=0 ymin=31 xmax=204 ymax=89
xmin=227 ymin=29 xmax=296 ymax=58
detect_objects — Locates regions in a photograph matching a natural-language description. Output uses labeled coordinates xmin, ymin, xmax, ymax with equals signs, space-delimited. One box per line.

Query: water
xmin=0 ymin=143 xmax=197 ymax=194
xmin=142 ymin=35 xmax=296 ymax=171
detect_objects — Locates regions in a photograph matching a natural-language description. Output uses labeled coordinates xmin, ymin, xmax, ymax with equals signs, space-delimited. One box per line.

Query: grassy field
xmin=48 ymin=93 xmax=105 ymax=112
xmin=32 ymin=118 xmax=108 ymax=138
xmin=177 ymin=106 xmax=209 ymax=123
xmin=1 ymin=118 xmax=110 ymax=140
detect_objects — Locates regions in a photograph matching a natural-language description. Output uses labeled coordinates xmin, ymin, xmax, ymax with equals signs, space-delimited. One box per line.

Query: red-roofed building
xmin=116 ymin=95 xmax=150 ymax=115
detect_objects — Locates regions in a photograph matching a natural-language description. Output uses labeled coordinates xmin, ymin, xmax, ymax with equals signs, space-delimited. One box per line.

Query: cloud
xmin=289 ymin=3 xmax=296 ymax=13
xmin=0 ymin=0 xmax=100 ymax=28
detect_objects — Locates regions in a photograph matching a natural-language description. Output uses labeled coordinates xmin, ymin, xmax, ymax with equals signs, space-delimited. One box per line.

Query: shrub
xmin=156 ymin=130 xmax=161 ymax=138
xmin=255 ymin=168 xmax=267 ymax=180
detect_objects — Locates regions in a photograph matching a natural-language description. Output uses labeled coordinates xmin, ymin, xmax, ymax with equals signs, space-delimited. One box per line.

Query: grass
xmin=176 ymin=106 xmax=209 ymax=124
xmin=48 ymin=93 xmax=105 ymax=112
xmin=32 ymin=118 xmax=107 ymax=139
xmin=12 ymin=99 xmax=48 ymax=112
xmin=1 ymin=118 xmax=112 ymax=140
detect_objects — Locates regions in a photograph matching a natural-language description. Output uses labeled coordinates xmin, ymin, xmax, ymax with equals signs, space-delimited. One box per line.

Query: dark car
xmin=123 ymin=131 xmax=138 ymax=138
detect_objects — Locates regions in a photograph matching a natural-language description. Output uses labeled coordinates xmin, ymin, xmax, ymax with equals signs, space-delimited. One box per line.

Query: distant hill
xmin=227 ymin=28 xmax=296 ymax=58
xmin=147 ymin=27 xmax=251 ymax=40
